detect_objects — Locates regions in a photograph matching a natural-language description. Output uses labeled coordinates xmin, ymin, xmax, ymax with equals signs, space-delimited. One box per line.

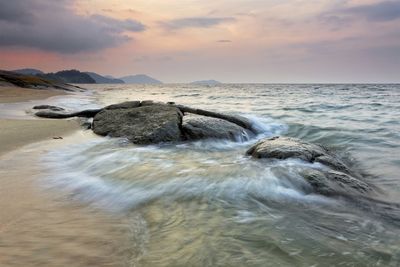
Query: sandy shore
xmin=0 ymin=85 xmax=78 ymax=155
xmin=0 ymin=85 xmax=66 ymax=103
xmin=0 ymin=133 xmax=133 ymax=267
xmin=0 ymin=87 xmax=132 ymax=266
xmin=0 ymin=119 xmax=79 ymax=156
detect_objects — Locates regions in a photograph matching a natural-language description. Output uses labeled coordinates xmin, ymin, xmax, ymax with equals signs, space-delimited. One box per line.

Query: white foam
xmin=40 ymin=138 xmax=334 ymax=212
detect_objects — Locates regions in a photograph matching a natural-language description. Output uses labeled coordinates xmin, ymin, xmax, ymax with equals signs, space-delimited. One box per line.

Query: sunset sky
xmin=1 ymin=0 xmax=399 ymax=83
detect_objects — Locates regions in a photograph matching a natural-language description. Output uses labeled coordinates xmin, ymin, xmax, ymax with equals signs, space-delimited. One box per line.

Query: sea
xmin=4 ymin=83 xmax=400 ymax=266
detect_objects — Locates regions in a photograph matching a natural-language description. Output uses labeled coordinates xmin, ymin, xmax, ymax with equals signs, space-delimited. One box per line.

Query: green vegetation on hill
xmin=0 ymin=70 xmax=78 ymax=91
xmin=85 ymin=72 xmax=124 ymax=84
xmin=12 ymin=68 xmax=44 ymax=75
xmin=0 ymin=70 xmax=53 ymax=87
xmin=119 ymin=74 xmax=162 ymax=84
xmin=39 ymin=69 xmax=96 ymax=84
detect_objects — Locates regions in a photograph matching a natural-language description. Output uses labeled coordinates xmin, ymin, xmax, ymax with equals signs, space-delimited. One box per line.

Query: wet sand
xmin=0 ymin=134 xmax=135 ymax=267
xmin=0 ymin=87 xmax=134 ymax=266
xmin=0 ymin=119 xmax=79 ymax=156
xmin=0 ymin=85 xmax=79 ymax=155
xmin=0 ymin=85 xmax=66 ymax=103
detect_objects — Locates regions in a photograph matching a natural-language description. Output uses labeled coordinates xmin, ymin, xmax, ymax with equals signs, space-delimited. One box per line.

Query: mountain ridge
xmin=119 ymin=74 xmax=162 ymax=84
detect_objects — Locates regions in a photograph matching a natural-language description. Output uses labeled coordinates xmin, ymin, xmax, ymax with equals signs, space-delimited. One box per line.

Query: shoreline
xmin=0 ymin=131 xmax=133 ymax=267
xmin=0 ymin=85 xmax=67 ymax=103
xmin=0 ymin=119 xmax=80 ymax=156
xmin=0 ymin=85 xmax=80 ymax=156
xmin=0 ymin=86 xmax=131 ymax=266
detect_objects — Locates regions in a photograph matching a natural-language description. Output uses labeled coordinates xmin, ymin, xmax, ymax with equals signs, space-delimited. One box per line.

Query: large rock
xmin=92 ymin=104 xmax=183 ymax=144
xmin=246 ymin=136 xmax=351 ymax=174
xmin=182 ymin=115 xmax=251 ymax=141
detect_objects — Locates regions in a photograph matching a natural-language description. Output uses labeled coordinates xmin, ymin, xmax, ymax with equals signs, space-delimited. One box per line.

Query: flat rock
xmin=33 ymin=105 xmax=65 ymax=111
xmin=182 ymin=115 xmax=251 ymax=141
xmin=92 ymin=104 xmax=183 ymax=144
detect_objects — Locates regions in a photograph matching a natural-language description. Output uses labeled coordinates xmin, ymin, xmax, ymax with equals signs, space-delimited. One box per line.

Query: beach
xmin=1 ymin=83 xmax=400 ymax=266
xmin=0 ymin=86 xmax=132 ymax=266
xmin=0 ymin=85 xmax=65 ymax=103
xmin=0 ymin=85 xmax=80 ymax=155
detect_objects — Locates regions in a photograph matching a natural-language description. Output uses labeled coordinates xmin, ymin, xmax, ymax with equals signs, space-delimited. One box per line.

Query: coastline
xmin=0 ymin=86 xmax=132 ymax=266
xmin=0 ymin=131 xmax=133 ymax=267
xmin=0 ymin=119 xmax=79 ymax=156
xmin=0 ymin=85 xmax=78 ymax=156
xmin=0 ymin=85 xmax=67 ymax=103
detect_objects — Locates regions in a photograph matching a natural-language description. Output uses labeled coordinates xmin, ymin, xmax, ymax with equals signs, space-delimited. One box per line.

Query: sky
xmin=0 ymin=0 xmax=399 ymax=83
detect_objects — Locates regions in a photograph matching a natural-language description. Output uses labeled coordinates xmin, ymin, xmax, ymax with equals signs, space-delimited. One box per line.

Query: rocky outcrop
xmin=182 ymin=115 xmax=251 ymax=141
xmin=247 ymin=136 xmax=373 ymax=197
xmin=92 ymin=104 xmax=183 ymax=144
xmin=34 ymin=101 xmax=256 ymax=144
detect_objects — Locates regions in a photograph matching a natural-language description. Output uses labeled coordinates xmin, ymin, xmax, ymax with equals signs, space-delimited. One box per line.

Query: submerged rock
xmin=246 ymin=136 xmax=351 ymax=174
xmin=247 ymin=136 xmax=373 ymax=197
xmin=182 ymin=115 xmax=251 ymax=141
xmin=300 ymin=169 xmax=373 ymax=197
xmin=92 ymin=104 xmax=183 ymax=144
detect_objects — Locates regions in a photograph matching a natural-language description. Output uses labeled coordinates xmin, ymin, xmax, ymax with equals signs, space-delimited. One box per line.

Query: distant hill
xmin=120 ymin=74 xmax=162 ymax=84
xmin=0 ymin=70 xmax=80 ymax=91
xmin=12 ymin=68 xmax=44 ymax=75
xmin=191 ymin=80 xmax=222 ymax=85
xmin=85 ymin=72 xmax=124 ymax=84
xmin=39 ymin=69 xmax=96 ymax=84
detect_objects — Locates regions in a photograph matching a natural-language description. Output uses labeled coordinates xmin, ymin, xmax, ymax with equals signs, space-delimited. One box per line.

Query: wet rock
xmin=35 ymin=109 xmax=101 ymax=119
xmin=81 ymin=121 xmax=92 ymax=130
xmin=247 ymin=136 xmax=374 ymax=197
xmin=92 ymin=104 xmax=183 ymax=144
xmin=33 ymin=105 xmax=65 ymax=111
xmin=33 ymin=100 xmax=259 ymax=144
xmin=182 ymin=115 xmax=251 ymax=141
xmin=246 ymin=136 xmax=351 ymax=174
xmin=300 ymin=169 xmax=373 ymax=196
xmin=174 ymin=104 xmax=256 ymax=133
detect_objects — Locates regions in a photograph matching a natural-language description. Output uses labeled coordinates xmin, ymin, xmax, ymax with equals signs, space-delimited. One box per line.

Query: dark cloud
xmin=161 ymin=17 xmax=235 ymax=30
xmin=0 ymin=0 xmax=145 ymax=53
xmin=346 ymin=1 xmax=400 ymax=22
xmin=91 ymin=14 xmax=145 ymax=32
xmin=217 ymin=40 xmax=232 ymax=43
